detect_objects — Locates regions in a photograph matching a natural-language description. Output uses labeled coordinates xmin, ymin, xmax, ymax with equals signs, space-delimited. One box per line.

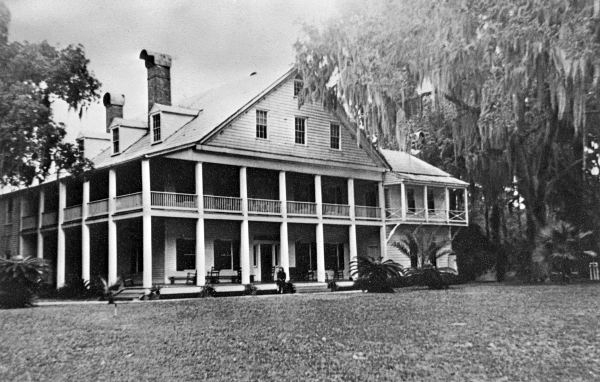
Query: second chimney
xmin=139 ymin=49 xmax=172 ymax=111
xmin=102 ymin=92 xmax=125 ymax=133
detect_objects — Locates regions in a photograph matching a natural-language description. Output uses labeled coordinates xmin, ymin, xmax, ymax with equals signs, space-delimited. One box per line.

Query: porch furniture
xmin=206 ymin=267 xmax=220 ymax=284
xmin=168 ymin=271 xmax=197 ymax=285
xmin=333 ymin=269 xmax=345 ymax=280
xmin=206 ymin=268 xmax=241 ymax=284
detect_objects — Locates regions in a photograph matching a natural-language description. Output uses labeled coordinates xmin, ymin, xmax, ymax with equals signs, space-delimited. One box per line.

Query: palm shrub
xmin=350 ymin=256 xmax=403 ymax=293
xmin=0 ymin=257 xmax=49 ymax=308
xmin=533 ymin=220 xmax=597 ymax=282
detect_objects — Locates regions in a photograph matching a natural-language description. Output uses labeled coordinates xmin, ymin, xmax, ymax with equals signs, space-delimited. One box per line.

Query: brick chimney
xmin=102 ymin=92 xmax=125 ymax=133
xmin=139 ymin=49 xmax=172 ymax=111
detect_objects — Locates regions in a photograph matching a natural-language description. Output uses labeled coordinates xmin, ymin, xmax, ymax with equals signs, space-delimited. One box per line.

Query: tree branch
xmin=443 ymin=92 xmax=481 ymax=115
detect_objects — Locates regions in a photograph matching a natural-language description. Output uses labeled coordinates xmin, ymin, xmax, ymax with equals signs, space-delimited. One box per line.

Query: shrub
xmin=534 ymin=220 xmax=597 ymax=282
xmin=350 ymin=256 xmax=403 ymax=293
xmin=0 ymin=257 xmax=48 ymax=308
xmin=200 ymin=285 xmax=216 ymax=298
xmin=56 ymin=276 xmax=95 ymax=299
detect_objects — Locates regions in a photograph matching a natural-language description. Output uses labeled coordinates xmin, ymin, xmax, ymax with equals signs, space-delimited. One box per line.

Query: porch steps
xmin=293 ymin=282 xmax=329 ymax=294
xmin=113 ymin=287 xmax=146 ymax=301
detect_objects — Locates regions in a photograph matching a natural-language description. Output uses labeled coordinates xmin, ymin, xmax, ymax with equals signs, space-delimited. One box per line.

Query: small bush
xmin=350 ymin=256 xmax=403 ymax=293
xmin=199 ymin=285 xmax=216 ymax=298
xmin=56 ymin=276 xmax=98 ymax=299
xmin=0 ymin=257 xmax=48 ymax=308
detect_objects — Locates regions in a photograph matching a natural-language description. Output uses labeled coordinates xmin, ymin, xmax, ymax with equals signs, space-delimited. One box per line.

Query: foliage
xmin=0 ymin=2 xmax=100 ymax=186
xmin=452 ymin=225 xmax=496 ymax=280
xmin=55 ymin=275 xmax=95 ymax=299
xmin=294 ymin=0 xmax=600 ymax=277
xmin=350 ymin=256 xmax=403 ymax=293
xmin=99 ymin=277 xmax=124 ymax=304
xmin=0 ymin=256 xmax=48 ymax=308
xmin=199 ymin=285 xmax=216 ymax=298
xmin=533 ymin=220 xmax=597 ymax=281
xmin=403 ymin=265 xmax=449 ymax=290
xmin=392 ymin=229 xmax=454 ymax=268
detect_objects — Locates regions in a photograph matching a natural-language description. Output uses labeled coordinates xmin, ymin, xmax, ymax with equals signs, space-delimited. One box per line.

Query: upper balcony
xmin=385 ymin=184 xmax=467 ymax=226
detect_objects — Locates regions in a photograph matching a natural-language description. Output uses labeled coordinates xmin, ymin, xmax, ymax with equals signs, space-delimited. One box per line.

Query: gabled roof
xmin=380 ymin=149 xmax=468 ymax=187
xmin=91 ymin=67 xmax=296 ymax=169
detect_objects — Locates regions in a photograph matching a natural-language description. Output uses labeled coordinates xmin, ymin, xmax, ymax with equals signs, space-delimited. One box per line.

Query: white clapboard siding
xmin=206 ymin=78 xmax=379 ymax=167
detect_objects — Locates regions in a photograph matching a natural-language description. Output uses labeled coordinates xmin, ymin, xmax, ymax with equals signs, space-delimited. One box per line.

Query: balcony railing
xmin=449 ymin=210 xmax=468 ymax=223
xmin=63 ymin=205 xmax=82 ymax=222
xmin=248 ymin=198 xmax=281 ymax=214
xmin=151 ymin=191 xmax=197 ymax=210
xmin=21 ymin=215 xmax=37 ymax=230
xmin=204 ymin=195 xmax=242 ymax=213
xmin=287 ymin=201 xmax=317 ymax=216
xmin=386 ymin=207 xmax=467 ymax=224
xmin=406 ymin=208 xmax=427 ymax=221
xmin=355 ymin=205 xmax=381 ymax=220
xmin=322 ymin=203 xmax=350 ymax=217
xmin=115 ymin=192 xmax=143 ymax=212
xmin=41 ymin=211 xmax=57 ymax=227
xmin=427 ymin=209 xmax=448 ymax=221
xmin=88 ymin=199 xmax=109 ymax=217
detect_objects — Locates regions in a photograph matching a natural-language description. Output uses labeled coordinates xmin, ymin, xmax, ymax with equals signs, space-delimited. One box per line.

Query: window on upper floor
xmin=152 ymin=113 xmax=161 ymax=142
xmin=294 ymin=77 xmax=303 ymax=97
xmin=112 ymin=128 xmax=120 ymax=154
xmin=427 ymin=189 xmax=435 ymax=212
xmin=256 ymin=110 xmax=267 ymax=139
xmin=295 ymin=117 xmax=306 ymax=145
xmin=330 ymin=123 xmax=341 ymax=150
xmin=5 ymin=198 xmax=13 ymax=223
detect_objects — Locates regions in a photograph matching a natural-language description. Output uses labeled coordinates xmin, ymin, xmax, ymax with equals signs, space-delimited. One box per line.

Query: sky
xmin=3 ymin=0 xmax=338 ymax=140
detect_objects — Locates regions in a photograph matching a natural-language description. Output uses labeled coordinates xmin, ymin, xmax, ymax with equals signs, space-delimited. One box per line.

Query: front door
xmin=260 ymin=244 xmax=273 ymax=282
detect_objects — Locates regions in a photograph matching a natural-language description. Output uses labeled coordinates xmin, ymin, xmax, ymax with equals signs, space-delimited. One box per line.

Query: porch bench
xmin=206 ymin=269 xmax=241 ymax=284
xmin=168 ymin=272 xmax=197 ymax=285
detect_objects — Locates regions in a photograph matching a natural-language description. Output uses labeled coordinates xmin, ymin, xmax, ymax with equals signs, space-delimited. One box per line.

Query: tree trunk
xmin=491 ymin=202 xmax=506 ymax=281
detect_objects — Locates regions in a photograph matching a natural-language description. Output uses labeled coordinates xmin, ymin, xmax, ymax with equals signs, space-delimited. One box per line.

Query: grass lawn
xmin=1 ymin=284 xmax=600 ymax=381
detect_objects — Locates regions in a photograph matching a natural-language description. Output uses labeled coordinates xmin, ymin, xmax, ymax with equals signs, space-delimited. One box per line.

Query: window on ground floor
xmin=325 ymin=243 xmax=344 ymax=270
xmin=176 ymin=238 xmax=196 ymax=271
xmin=214 ymin=240 xmax=240 ymax=270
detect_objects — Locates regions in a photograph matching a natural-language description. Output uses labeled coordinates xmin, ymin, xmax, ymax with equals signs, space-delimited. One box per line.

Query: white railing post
xmin=81 ymin=180 xmax=90 ymax=283
xmin=463 ymin=187 xmax=469 ymax=225
xmin=141 ymin=159 xmax=152 ymax=290
xmin=445 ymin=188 xmax=451 ymax=223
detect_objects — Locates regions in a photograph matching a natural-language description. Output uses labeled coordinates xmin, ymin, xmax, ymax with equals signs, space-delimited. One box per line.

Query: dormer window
xmin=112 ymin=128 xmax=120 ymax=154
xmin=152 ymin=113 xmax=161 ymax=142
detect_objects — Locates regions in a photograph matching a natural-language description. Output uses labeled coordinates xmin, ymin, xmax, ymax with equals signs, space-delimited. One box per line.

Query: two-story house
xmin=0 ymin=50 xmax=468 ymax=293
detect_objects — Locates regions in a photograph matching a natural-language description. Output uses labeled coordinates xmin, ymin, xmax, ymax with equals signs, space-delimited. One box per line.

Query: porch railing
xmin=115 ymin=192 xmax=143 ymax=212
xmin=287 ymin=201 xmax=317 ymax=216
xmin=386 ymin=208 xmax=403 ymax=220
xmin=41 ymin=211 xmax=57 ymax=227
xmin=88 ymin=199 xmax=109 ymax=217
xmin=151 ymin=191 xmax=197 ymax=209
xmin=204 ymin=195 xmax=242 ymax=213
xmin=63 ymin=205 xmax=82 ymax=222
xmin=322 ymin=203 xmax=350 ymax=217
xmin=449 ymin=210 xmax=467 ymax=223
xmin=248 ymin=198 xmax=281 ymax=214
xmin=405 ymin=208 xmax=426 ymax=221
xmin=21 ymin=215 xmax=37 ymax=230
xmin=355 ymin=205 xmax=381 ymax=219
xmin=427 ymin=208 xmax=448 ymax=221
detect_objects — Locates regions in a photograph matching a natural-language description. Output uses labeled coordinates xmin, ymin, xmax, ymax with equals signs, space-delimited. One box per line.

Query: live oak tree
xmin=0 ymin=2 xmax=100 ymax=186
xmin=294 ymin=0 xmax=600 ymax=278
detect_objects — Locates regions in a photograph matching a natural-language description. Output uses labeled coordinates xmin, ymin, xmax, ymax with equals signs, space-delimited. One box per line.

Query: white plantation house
xmin=0 ymin=50 xmax=468 ymax=293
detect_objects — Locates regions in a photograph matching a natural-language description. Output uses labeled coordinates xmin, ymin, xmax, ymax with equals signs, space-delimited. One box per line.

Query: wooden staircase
xmin=112 ymin=287 xmax=146 ymax=301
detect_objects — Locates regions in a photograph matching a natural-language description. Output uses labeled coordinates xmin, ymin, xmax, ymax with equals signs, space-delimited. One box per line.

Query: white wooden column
xmin=349 ymin=224 xmax=357 ymax=280
xmin=195 ymin=162 xmax=206 ymax=286
xmin=400 ymin=183 xmax=407 ymax=220
xmin=445 ymin=188 xmax=451 ymax=223
xmin=36 ymin=188 xmax=44 ymax=259
xmin=279 ymin=171 xmax=289 ymax=280
xmin=463 ymin=187 xmax=469 ymax=225
xmin=108 ymin=168 xmax=117 ymax=285
xmin=141 ymin=159 xmax=152 ymax=289
xmin=240 ymin=166 xmax=250 ymax=284
xmin=56 ymin=181 xmax=66 ymax=288
xmin=423 ymin=185 xmax=429 ymax=222
xmin=378 ymin=181 xmax=387 ymax=260
xmin=348 ymin=178 xmax=357 ymax=279
xmin=81 ymin=180 xmax=90 ymax=283
xmin=314 ymin=174 xmax=325 ymax=282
